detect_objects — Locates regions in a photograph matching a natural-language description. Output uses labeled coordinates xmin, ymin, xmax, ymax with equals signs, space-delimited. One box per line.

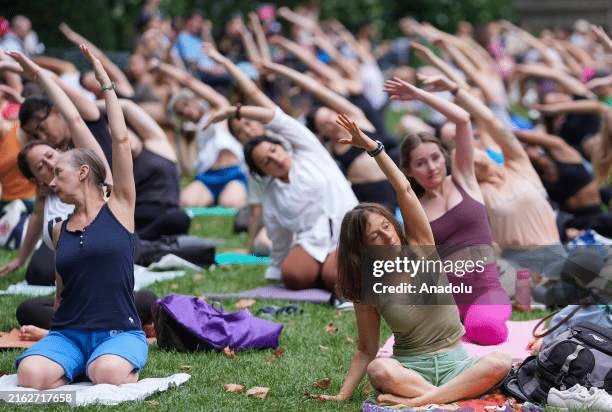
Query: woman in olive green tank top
xmin=317 ymin=114 xmax=511 ymax=406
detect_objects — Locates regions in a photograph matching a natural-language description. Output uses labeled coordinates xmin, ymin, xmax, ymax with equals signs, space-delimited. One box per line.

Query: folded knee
xmin=482 ymin=351 xmax=512 ymax=379
xmin=367 ymin=359 xmax=393 ymax=386
xmin=88 ymin=357 xmax=136 ymax=385
xmin=18 ymin=360 xmax=60 ymax=390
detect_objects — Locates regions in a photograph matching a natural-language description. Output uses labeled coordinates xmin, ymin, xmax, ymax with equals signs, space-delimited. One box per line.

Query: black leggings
xmin=135 ymin=205 xmax=191 ymax=241
xmin=25 ymin=243 xmax=55 ymax=286
xmin=16 ymin=290 xmax=159 ymax=329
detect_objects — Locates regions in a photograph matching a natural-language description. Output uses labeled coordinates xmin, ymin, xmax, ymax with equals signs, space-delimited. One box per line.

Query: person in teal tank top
xmin=317 ymin=114 xmax=511 ymax=407
xmin=14 ymin=46 xmax=147 ymax=389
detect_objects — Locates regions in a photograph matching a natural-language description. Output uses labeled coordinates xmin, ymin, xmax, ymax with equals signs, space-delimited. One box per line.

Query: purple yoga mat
xmin=204 ymin=284 xmax=332 ymax=304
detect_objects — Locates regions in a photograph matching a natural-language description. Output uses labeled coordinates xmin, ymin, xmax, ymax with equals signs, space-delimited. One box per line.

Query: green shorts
xmin=392 ymin=345 xmax=476 ymax=386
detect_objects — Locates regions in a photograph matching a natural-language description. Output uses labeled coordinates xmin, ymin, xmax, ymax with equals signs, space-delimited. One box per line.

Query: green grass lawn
xmin=0 ymin=214 xmax=568 ymax=411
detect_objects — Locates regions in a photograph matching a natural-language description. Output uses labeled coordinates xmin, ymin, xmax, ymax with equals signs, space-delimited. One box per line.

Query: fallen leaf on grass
xmin=180 ymin=365 xmax=192 ymax=369
xmin=192 ymin=273 xmax=203 ymax=281
xmin=333 ymin=312 xmax=342 ymax=318
xmin=325 ymin=323 xmax=338 ymax=333
xmin=265 ymin=348 xmax=284 ymax=364
xmin=234 ymin=299 xmax=256 ymax=309
xmin=337 ymin=364 xmax=343 ymax=372
xmin=220 ymin=265 xmax=231 ymax=271
xmin=194 ymin=223 xmax=202 ymax=230
xmin=312 ymin=378 xmax=331 ymax=389
xmin=319 ymin=345 xmax=329 ymax=350
xmin=344 ymin=336 xmax=354 ymax=343
xmin=170 ymin=283 xmax=179 ymax=289
xmin=246 ymin=386 xmax=270 ymax=399
xmin=224 ymin=383 xmax=245 ymax=393
xmin=223 ymin=347 xmax=237 ymax=358
xmin=145 ymin=400 xmax=159 ymax=406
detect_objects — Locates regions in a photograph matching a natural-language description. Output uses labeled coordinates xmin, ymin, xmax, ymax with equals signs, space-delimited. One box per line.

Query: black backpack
xmin=504 ymin=321 xmax=612 ymax=403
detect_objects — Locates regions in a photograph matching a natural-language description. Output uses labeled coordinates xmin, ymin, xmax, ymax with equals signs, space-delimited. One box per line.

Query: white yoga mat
xmin=0 ymin=373 xmax=190 ymax=406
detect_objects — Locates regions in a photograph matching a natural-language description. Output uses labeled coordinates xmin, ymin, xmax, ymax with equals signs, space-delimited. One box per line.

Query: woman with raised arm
xmin=260 ymin=60 xmax=398 ymax=211
xmin=0 ymin=52 xmax=113 ymax=285
xmin=150 ymin=58 xmax=247 ymax=209
xmin=383 ymin=77 xmax=511 ymax=345
xmin=15 ymin=45 xmax=147 ymax=390
xmin=319 ymin=113 xmax=511 ymax=406
xmin=205 ymin=101 xmax=357 ymax=292
xmin=419 ymin=74 xmax=566 ymax=278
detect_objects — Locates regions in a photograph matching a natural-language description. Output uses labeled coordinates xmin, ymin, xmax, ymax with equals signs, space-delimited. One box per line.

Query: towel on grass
xmin=0 ymin=373 xmax=190 ymax=406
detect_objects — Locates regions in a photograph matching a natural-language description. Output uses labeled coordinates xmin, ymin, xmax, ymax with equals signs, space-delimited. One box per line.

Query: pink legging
xmin=451 ymin=263 xmax=512 ymax=346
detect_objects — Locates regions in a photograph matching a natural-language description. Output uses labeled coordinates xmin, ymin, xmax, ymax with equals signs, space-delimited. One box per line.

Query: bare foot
xmin=19 ymin=325 xmax=48 ymax=341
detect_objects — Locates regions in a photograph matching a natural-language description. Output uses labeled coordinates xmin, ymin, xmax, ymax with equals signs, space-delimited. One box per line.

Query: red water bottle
xmin=515 ymin=268 xmax=532 ymax=311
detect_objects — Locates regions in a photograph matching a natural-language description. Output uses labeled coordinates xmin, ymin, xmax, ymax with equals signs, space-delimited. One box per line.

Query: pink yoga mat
xmin=377 ymin=319 xmax=542 ymax=361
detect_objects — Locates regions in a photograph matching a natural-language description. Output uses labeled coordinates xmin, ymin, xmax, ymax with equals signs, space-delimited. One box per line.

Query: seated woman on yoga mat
xmin=319 ymin=114 xmax=511 ymax=406
xmin=15 ymin=46 xmax=147 ymax=389
xmin=205 ymin=103 xmax=358 ymax=292
xmin=384 ymin=78 xmax=511 ymax=346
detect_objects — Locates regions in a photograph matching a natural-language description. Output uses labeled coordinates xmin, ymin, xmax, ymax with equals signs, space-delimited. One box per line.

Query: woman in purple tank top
xmin=384 ymin=78 xmax=511 ymax=345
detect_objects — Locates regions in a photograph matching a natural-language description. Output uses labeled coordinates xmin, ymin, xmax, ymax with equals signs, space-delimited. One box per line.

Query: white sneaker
xmin=587 ymin=387 xmax=612 ymax=411
xmin=548 ymin=384 xmax=612 ymax=411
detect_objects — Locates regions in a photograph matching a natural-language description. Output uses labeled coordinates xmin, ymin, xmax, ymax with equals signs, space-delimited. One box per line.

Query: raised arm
xmin=337 ymin=113 xmax=434 ymax=245
xmin=236 ymin=17 xmax=261 ymax=66
xmin=421 ymin=74 xmax=526 ymax=162
xmin=7 ymin=52 xmax=111 ymax=183
xmin=311 ymin=33 xmax=362 ymax=92
xmin=59 ymin=23 xmax=134 ymax=98
xmin=81 ymin=45 xmax=134 ymax=228
xmin=248 ymin=12 xmax=272 ymax=64
xmin=263 ymin=61 xmax=374 ymax=131
xmin=515 ymin=63 xmax=594 ymax=98
xmin=411 ymin=42 xmax=469 ymax=90
xmin=117 ymin=98 xmax=175 ymax=161
xmin=513 ymin=129 xmax=580 ymax=162
xmin=533 ymin=99 xmax=607 ymax=116
xmin=270 ymin=35 xmax=349 ymax=95
xmin=276 ymin=6 xmax=318 ymax=33
xmin=151 ymin=59 xmax=230 ymax=109
xmin=203 ymin=42 xmax=275 ymax=109
xmin=591 ymin=25 xmax=612 ymax=53
xmin=385 ymin=77 xmax=476 ymax=185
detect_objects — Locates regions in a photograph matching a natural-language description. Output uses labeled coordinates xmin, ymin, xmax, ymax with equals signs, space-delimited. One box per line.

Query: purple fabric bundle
xmin=154 ymin=294 xmax=283 ymax=352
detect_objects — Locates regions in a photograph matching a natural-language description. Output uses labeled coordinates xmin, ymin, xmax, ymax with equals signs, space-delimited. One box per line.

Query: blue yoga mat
xmin=185 ymin=207 xmax=238 ymax=216
xmin=215 ymin=253 xmax=271 ymax=265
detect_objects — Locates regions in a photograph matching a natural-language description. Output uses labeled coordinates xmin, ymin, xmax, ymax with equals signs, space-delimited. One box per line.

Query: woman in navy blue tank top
xmin=15 ymin=46 xmax=147 ymax=389
xmin=384 ymin=78 xmax=511 ymax=346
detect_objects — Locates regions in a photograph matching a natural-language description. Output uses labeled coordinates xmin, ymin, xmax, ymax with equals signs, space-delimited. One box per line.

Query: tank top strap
xmin=450 ymin=176 xmax=469 ymax=199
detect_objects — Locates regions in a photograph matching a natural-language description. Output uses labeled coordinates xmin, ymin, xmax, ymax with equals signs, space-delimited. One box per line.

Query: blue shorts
xmin=195 ymin=165 xmax=248 ymax=204
xmin=15 ymin=329 xmax=148 ymax=383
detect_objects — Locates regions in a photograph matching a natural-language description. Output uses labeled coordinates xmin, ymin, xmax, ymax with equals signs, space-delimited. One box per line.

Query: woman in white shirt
xmin=207 ymin=104 xmax=358 ymax=291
